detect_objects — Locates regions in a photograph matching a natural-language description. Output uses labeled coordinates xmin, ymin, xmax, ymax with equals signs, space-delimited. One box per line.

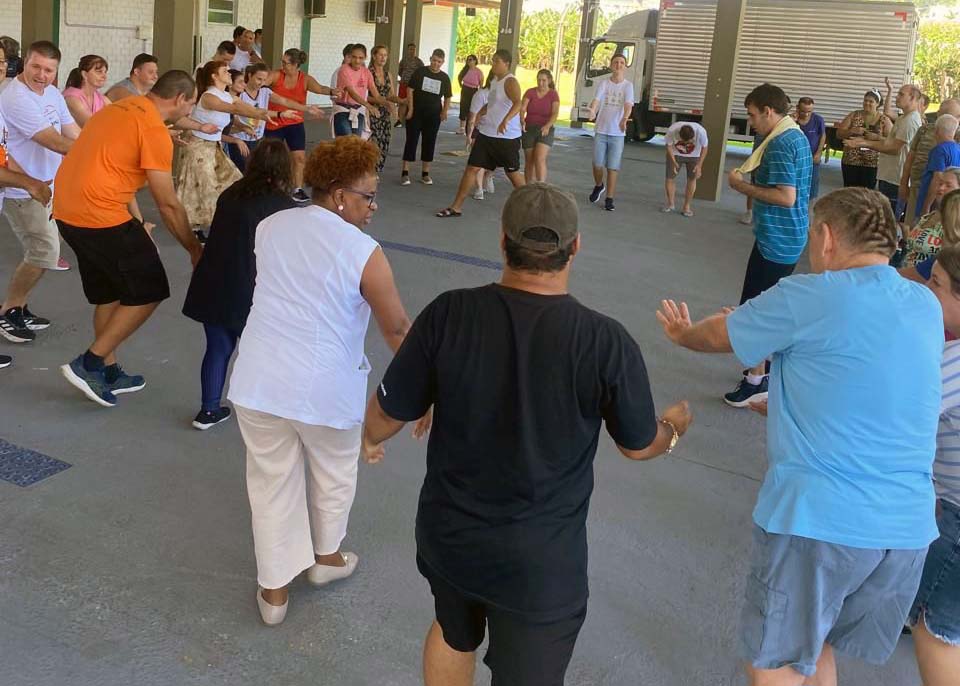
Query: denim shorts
xmin=740 ymin=525 xmax=926 ymax=676
xmin=334 ymin=110 xmax=365 ymax=137
xmin=909 ymin=499 xmax=960 ymax=645
xmin=593 ymin=133 xmax=625 ymax=171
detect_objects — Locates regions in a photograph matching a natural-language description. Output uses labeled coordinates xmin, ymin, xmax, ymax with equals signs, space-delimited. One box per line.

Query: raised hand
xmin=656 ymin=299 xmax=693 ymax=345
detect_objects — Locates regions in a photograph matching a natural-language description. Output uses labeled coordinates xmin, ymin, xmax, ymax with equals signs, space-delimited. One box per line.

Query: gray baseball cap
xmin=501 ymin=182 xmax=579 ymax=252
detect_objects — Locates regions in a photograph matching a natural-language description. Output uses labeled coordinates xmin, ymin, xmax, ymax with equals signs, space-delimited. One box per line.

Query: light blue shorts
xmin=909 ymin=499 xmax=960 ymax=645
xmin=740 ymin=525 xmax=926 ymax=676
xmin=593 ymin=133 xmax=625 ymax=171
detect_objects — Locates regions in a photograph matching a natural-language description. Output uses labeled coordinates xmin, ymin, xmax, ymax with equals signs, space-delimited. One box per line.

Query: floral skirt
xmin=175 ymin=139 xmax=242 ymax=227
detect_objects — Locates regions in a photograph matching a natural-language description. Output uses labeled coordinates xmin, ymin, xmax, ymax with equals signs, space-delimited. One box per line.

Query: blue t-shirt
xmin=797 ymin=112 xmax=826 ymax=156
xmin=753 ymin=128 xmax=813 ymax=265
xmin=727 ymin=265 xmax=942 ymax=549
xmin=917 ymin=140 xmax=960 ymax=217
xmin=917 ymin=255 xmax=936 ymax=280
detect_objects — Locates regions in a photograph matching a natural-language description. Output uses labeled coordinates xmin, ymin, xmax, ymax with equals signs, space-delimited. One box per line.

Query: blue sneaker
xmin=60 ymin=355 xmax=117 ymax=407
xmin=106 ymin=366 xmax=145 ymax=395
xmin=589 ymin=184 xmax=605 ymax=203
xmin=723 ymin=375 xmax=768 ymax=408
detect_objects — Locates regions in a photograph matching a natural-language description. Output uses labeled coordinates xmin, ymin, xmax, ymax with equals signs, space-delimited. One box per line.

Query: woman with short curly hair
xmin=228 ymin=136 xmax=422 ymax=626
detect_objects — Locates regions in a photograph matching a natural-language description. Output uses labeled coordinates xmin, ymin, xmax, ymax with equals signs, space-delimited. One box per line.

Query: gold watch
xmin=658 ymin=418 xmax=680 ymax=455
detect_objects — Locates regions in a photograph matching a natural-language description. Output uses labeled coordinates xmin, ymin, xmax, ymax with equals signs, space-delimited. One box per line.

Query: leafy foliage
xmin=913 ymin=20 xmax=960 ymax=101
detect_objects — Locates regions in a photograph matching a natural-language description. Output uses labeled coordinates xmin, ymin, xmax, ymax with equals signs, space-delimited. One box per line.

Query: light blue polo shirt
xmin=727 ymin=265 xmax=942 ymax=549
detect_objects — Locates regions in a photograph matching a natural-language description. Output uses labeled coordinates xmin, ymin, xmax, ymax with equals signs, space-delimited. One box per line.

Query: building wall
xmin=0 ymin=1 xmax=22 ymax=44
xmin=419 ymin=4 xmax=454 ymax=74
xmin=57 ymin=0 xmax=155 ymax=86
xmin=305 ymin=0 xmax=375 ymax=106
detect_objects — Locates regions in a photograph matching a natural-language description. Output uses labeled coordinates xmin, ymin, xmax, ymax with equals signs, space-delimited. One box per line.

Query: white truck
xmin=571 ymin=0 xmax=919 ymax=145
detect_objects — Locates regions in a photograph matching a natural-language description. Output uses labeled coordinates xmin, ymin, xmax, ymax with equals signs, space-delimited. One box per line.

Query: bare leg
xmin=422 ymin=161 xmax=431 ymax=176
xmin=260 ymin=585 xmax=288 ymax=606
xmin=914 ymin=612 xmax=960 ymax=686
xmin=2 ymin=262 xmax=45 ymax=311
xmin=93 ymin=302 xmax=121 ymax=366
xmin=448 ymin=166 xmax=482 ymax=213
xmin=535 ymin=144 xmax=550 ymax=182
xmin=749 ymin=361 xmax=766 ymax=377
xmin=423 ymin=620 xmax=475 ymax=686
xmin=665 ymin=177 xmax=677 ymax=208
xmin=592 ymin=165 xmax=604 ymax=186
xmin=745 ymin=643 xmax=835 ymax=686
xmin=292 ymin=150 xmax=306 ymax=190
xmin=88 ymin=303 xmax=159 ymax=360
xmin=505 ymin=170 xmax=525 ymax=189
xmin=475 ymin=169 xmax=485 ymax=192
xmin=806 ymin=644 xmax=837 ymax=686
xmin=523 ymin=148 xmax=536 ymax=183
xmin=683 ymin=176 xmax=698 ymax=214
xmin=606 ymin=169 xmax=620 ymax=199
xmin=402 ymin=160 xmax=410 ymax=174
xmin=315 ymin=549 xmax=347 ymax=567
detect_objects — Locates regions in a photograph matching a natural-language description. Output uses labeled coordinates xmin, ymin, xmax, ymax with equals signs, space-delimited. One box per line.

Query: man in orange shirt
xmin=53 ymin=69 xmax=203 ymax=408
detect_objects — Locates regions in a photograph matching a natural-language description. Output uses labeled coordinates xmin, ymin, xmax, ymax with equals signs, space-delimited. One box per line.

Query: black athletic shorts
xmin=739 ymin=241 xmax=796 ymax=304
xmin=57 ymin=218 xmax=170 ymax=306
xmin=417 ymin=555 xmax=586 ymax=686
xmin=468 ymin=133 xmax=522 ymax=174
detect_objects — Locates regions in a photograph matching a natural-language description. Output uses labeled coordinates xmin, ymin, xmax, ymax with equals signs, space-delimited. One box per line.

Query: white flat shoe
xmin=307 ymin=552 xmax=359 ymax=587
xmin=257 ymin=587 xmax=288 ymax=626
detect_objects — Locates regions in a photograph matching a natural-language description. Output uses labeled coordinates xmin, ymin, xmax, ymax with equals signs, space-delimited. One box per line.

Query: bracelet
xmin=657 ymin=418 xmax=680 ymax=455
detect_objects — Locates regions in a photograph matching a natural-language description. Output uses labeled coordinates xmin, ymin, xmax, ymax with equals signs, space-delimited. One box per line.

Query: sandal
xmin=435 ymin=207 xmax=462 ymax=218
xmin=681 ymin=209 xmax=694 ymax=217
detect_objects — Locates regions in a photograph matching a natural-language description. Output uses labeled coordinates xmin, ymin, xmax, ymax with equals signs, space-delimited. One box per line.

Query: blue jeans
xmin=334 ymin=111 xmax=365 ymax=137
xmin=200 ymin=323 xmax=239 ymax=412
xmin=910 ymin=499 xmax=960 ymax=645
xmin=809 ymin=163 xmax=821 ymax=199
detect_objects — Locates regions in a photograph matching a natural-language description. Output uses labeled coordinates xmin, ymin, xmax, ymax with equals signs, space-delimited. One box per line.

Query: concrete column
xmin=403 ymin=0 xmax=423 ymax=57
xmin=21 ymin=0 xmax=58 ymax=47
xmin=262 ymin=0 xmax=288 ymax=70
xmin=570 ymin=0 xmax=599 ymax=127
xmin=496 ymin=0 xmax=523 ymax=69
xmin=152 ymin=0 xmax=194 ymax=73
xmin=374 ymin=0 xmax=405 ymax=74
xmin=695 ymin=0 xmax=747 ymax=201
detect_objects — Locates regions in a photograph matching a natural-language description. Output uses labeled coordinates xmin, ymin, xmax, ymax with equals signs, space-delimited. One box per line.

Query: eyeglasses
xmin=342 ymin=188 xmax=377 ymax=208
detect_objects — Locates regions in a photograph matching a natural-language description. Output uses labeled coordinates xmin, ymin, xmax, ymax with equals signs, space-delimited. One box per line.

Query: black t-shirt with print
xmin=376 ymin=284 xmax=658 ymax=620
xmin=408 ymin=66 xmax=452 ymax=117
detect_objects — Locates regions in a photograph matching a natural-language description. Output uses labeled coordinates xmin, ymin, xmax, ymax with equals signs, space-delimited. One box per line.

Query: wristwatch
xmin=658 ymin=418 xmax=680 ymax=455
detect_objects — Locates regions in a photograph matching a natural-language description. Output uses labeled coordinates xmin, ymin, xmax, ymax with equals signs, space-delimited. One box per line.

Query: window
xmin=207 ymin=0 xmax=236 ymax=25
xmin=588 ymin=42 xmax=635 ymax=78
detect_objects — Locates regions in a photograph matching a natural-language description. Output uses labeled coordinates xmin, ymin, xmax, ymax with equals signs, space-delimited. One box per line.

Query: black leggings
xmin=404 ymin=113 xmax=441 ymax=163
xmin=201 ymin=323 xmax=239 ymax=412
xmin=841 ymin=163 xmax=877 ymax=189
xmin=459 ymin=86 xmax=478 ymax=122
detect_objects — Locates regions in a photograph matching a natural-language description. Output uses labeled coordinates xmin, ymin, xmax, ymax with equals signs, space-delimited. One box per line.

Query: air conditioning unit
xmin=304 ymin=0 xmax=326 ymax=18
xmin=365 ymin=0 xmax=378 ymax=24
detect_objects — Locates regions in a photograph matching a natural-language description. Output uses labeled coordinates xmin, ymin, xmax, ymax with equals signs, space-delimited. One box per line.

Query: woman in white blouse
xmin=228 ymin=136 xmax=426 ymax=626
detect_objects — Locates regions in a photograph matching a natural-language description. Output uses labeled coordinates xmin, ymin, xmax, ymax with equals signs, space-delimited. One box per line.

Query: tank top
xmin=479 ymin=73 xmax=521 ymax=140
xmin=267 ymin=69 xmax=306 ymax=130
xmin=191 ymin=87 xmax=233 ymax=142
xmin=227 ymin=205 xmax=380 ymax=428
xmin=62 ymin=87 xmax=106 ymax=116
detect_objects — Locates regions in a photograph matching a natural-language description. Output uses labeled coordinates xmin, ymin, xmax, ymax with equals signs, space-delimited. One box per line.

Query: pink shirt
xmin=337 ymin=66 xmax=371 ymax=106
xmin=523 ymin=88 xmax=559 ymax=128
xmin=63 ymin=86 xmax=107 ymax=116
xmin=461 ymin=67 xmax=483 ymax=89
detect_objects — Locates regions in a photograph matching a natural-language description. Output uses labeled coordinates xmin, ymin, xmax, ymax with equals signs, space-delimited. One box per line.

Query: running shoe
xmin=401 ymin=174 xmax=411 ymax=186
xmin=292 ymin=188 xmax=311 ymax=203
xmin=193 ymin=229 xmax=207 ymax=244
xmin=0 ymin=307 xmax=36 ymax=343
xmin=22 ymin=305 xmax=50 ymax=331
xmin=738 ymin=211 xmax=753 ymax=225
xmin=484 ymin=176 xmax=495 ymax=194
xmin=420 ymin=175 xmax=433 ymax=185
xmin=472 ymin=188 xmax=484 ymax=200
xmin=52 ymin=257 xmax=71 ymax=271
xmin=60 ymin=355 xmax=117 ymax=407
xmin=723 ymin=376 xmax=768 ymax=408
xmin=106 ymin=366 xmax=146 ymax=394
xmin=604 ymin=198 xmax=616 ymax=211
xmin=589 ymin=184 xmax=605 ymax=203
xmin=193 ymin=406 xmax=232 ymax=430
xmin=0 ymin=355 xmax=11 ymax=369
xmin=394 ymin=121 xmax=403 ymax=128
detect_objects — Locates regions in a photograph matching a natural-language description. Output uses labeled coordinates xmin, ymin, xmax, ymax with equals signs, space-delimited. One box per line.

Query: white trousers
xmin=235 ymin=405 xmax=361 ymax=589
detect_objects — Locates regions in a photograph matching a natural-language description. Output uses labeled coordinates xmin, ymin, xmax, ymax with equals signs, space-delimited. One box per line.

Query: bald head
xmin=940 ymin=99 xmax=960 ymax=118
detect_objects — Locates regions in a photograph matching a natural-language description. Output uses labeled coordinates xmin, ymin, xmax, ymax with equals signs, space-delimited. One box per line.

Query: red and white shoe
xmin=52 ymin=257 xmax=71 ymax=271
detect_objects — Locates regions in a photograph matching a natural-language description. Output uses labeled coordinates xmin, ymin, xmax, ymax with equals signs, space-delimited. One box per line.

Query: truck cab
xmin=571 ymin=10 xmax=658 ymax=141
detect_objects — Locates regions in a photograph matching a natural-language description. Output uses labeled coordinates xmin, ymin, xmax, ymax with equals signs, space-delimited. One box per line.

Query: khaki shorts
xmin=666 ymin=155 xmax=699 ymax=180
xmin=2 ymin=197 xmax=60 ymax=269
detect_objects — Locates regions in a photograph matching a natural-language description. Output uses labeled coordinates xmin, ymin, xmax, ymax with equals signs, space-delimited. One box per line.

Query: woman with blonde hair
xmin=228 ymin=136 xmax=425 ymax=626
xmin=175 ymin=61 xmax=274 ymax=240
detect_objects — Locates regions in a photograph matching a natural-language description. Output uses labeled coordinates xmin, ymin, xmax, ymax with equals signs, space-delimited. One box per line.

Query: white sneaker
xmin=401 ymin=175 xmax=411 ymax=186
xmin=420 ymin=175 xmax=433 ymax=185
xmin=473 ymin=188 xmax=484 ymax=200
xmin=484 ymin=177 xmax=495 ymax=194
xmin=307 ymin=552 xmax=359 ymax=587
xmin=256 ymin=587 xmax=288 ymax=627
xmin=739 ymin=211 xmax=753 ymax=225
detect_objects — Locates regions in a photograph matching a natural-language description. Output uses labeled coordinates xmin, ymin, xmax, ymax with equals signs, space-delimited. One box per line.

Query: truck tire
xmin=629 ymin=107 xmax=656 ymax=143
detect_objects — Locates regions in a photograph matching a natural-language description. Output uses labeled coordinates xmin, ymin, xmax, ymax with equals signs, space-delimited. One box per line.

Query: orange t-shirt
xmin=54 ymin=95 xmax=172 ymax=229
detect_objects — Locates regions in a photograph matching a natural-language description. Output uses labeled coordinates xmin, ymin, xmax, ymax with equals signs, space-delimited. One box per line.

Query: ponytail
xmin=65 ymin=67 xmax=83 ymax=89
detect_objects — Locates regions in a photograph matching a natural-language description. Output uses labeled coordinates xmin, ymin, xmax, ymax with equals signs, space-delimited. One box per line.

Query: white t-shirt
xmin=229 ymin=50 xmax=252 ymax=72
xmin=191 ymin=87 xmax=233 ymax=142
xmin=235 ymin=87 xmax=272 ymax=141
xmin=665 ymin=121 xmax=708 ymax=158
xmin=478 ymin=74 xmax=521 ymax=140
xmin=228 ymin=205 xmax=380 ymax=428
xmin=593 ymin=79 xmax=635 ymax=137
xmin=878 ymin=110 xmax=923 ymax=184
xmin=470 ymin=88 xmax=489 ymax=128
xmin=0 ymin=77 xmax=74 ymax=199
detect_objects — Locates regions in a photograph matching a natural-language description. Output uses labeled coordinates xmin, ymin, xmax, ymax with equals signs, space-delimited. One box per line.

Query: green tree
xmin=456 ymin=10 xmax=498 ymax=64
xmin=913 ymin=20 xmax=960 ymax=101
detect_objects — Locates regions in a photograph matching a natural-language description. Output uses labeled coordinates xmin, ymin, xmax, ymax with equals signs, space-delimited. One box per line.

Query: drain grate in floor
xmin=0 ymin=439 xmax=71 ymax=487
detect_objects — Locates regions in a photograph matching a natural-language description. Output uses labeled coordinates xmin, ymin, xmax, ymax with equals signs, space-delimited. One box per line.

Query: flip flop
xmin=436 ymin=208 xmax=462 ymax=218
xmin=681 ymin=209 xmax=694 ymax=217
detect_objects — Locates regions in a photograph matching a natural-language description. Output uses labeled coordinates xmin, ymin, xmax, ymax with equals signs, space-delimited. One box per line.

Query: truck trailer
xmin=572 ymin=0 xmax=918 ymax=144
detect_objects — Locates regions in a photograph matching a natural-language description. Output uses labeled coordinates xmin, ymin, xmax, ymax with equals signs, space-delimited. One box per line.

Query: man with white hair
xmin=901 ymin=99 xmax=960 ymax=220
xmin=918 ymin=114 xmax=960 ymax=216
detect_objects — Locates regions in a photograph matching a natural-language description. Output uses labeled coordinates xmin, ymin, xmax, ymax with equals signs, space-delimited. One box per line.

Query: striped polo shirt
xmin=938 ymin=339 xmax=960 ymax=507
xmin=753 ymin=128 xmax=813 ymax=265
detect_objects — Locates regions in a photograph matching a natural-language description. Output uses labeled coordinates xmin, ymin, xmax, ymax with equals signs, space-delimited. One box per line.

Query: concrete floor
xmin=0 ymin=118 xmax=924 ymax=686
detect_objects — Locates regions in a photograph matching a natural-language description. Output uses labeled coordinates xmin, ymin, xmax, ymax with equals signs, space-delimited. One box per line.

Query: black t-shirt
xmin=408 ymin=66 xmax=452 ymax=118
xmin=377 ymin=284 xmax=658 ymax=620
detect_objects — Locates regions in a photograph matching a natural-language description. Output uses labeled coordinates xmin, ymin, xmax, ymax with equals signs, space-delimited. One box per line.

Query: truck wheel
xmin=634 ymin=131 xmax=656 ymax=143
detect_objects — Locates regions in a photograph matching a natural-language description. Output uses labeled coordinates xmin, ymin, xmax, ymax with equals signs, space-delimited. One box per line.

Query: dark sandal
xmin=436 ymin=207 xmax=462 ymax=218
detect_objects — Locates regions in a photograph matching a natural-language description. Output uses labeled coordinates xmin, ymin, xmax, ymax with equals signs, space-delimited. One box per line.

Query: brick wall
xmin=57 ymin=0 xmax=154 ymax=86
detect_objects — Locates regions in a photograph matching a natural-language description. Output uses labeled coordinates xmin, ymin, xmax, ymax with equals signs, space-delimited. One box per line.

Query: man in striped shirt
xmin=725 ymin=83 xmax=812 ymax=408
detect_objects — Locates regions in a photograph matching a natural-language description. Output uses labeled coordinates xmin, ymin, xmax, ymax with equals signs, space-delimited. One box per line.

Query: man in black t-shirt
xmin=362 ymin=182 xmax=693 ymax=686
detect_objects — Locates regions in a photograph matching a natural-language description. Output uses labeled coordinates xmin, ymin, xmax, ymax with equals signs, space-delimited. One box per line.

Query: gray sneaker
xmin=60 ymin=355 xmax=117 ymax=407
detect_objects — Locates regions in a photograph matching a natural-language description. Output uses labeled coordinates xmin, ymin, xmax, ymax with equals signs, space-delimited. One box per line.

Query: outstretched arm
xmin=656 ymin=299 xmax=733 ymax=353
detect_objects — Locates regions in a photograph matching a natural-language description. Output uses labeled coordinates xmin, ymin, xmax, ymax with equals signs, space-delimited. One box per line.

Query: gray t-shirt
xmin=878 ymin=110 xmax=922 ymax=184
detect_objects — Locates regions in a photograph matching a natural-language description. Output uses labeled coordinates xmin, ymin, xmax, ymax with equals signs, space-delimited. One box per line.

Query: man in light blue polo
xmin=656 ymin=186 xmax=942 ymax=685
